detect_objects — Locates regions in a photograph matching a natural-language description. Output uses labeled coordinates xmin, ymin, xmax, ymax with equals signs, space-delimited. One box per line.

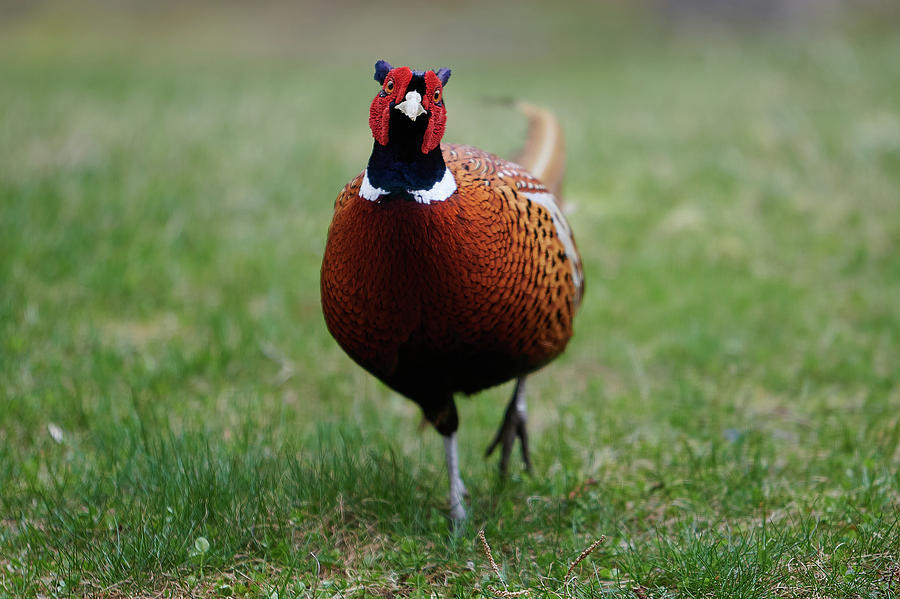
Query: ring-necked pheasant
xmin=320 ymin=60 xmax=583 ymax=521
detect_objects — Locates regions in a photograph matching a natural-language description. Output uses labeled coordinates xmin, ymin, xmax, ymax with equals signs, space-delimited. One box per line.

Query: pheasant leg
xmin=485 ymin=377 xmax=532 ymax=476
xmin=443 ymin=432 xmax=467 ymax=521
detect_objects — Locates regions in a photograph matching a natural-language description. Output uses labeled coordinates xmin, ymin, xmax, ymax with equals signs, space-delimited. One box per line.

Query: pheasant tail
xmin=513 ymin=102 xmax=566 ymax=198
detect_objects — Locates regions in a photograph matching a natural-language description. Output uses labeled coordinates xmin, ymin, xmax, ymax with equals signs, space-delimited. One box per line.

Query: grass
xmin=2 ymin=2 xmax=900 ymax=597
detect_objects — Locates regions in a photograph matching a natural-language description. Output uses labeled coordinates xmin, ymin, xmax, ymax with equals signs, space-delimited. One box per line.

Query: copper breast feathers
xmin=320 ymin=144 xmax=583 ymax=396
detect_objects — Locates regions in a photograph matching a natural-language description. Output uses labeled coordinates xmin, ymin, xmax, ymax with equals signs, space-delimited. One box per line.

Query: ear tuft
xmin=434 ymin=67 xmax=451 ymax=86
xmin=374 ymin=60 xmax=393 ymax=84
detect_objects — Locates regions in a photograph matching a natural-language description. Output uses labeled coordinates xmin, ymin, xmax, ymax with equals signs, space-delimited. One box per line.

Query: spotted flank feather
xmin=450 ymin=148 xmax=584 ymax=308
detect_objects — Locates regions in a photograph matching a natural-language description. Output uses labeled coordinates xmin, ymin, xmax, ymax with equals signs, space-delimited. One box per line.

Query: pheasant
xmin=320 ymin=60 xmax=584 ymax=521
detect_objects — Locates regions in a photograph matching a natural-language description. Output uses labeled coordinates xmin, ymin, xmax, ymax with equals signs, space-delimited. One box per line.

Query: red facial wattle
xmin=421 ymin=70 xmax=446 ymax=154
xmin=369 ymin=66 xmax=412 ymax=147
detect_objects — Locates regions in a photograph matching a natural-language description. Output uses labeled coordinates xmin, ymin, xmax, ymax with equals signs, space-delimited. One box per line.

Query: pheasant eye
xmin=433 ymin=89 xmax=442 ymax=103
xmin=385 ymin=79 xmax=394 ymax=93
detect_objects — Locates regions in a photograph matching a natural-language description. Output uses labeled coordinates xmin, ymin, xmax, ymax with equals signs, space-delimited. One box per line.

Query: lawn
xmin=1 ymin=2 xmax=899 ymax=597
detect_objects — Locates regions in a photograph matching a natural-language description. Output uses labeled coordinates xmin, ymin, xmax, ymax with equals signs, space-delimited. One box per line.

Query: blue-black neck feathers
xmin=366 ymin=72 xmax=446 ymax=196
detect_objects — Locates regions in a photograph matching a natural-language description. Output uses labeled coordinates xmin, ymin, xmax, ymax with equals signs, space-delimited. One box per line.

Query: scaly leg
xmin=485 ymin=376 xmax=532 ymax=476
xmin=424 ymin=399 xmax=468 ymax=522
xmin=443 ymin=432 xmax=467 ymax=521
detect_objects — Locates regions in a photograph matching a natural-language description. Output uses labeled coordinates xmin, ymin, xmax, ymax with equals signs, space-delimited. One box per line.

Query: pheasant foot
xmin=485 ymin=377 xmax=532 ymax=476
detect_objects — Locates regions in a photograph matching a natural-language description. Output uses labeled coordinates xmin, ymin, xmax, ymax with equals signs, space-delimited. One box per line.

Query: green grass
xmin=2 ymin=3 xmax=900 ymax=597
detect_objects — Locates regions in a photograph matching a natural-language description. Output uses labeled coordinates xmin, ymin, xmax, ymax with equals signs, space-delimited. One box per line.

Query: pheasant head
xmin=369 ymin=60 xmax=451 ymax=156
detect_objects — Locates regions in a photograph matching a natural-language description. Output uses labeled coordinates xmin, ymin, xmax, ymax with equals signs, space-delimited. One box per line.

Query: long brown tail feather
xmin=513 ymin=101 xmax=566 ymax=197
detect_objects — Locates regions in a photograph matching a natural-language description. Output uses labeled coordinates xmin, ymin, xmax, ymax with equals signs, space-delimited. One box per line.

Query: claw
xmin=485 ymin=377 xmax=531 ymax=476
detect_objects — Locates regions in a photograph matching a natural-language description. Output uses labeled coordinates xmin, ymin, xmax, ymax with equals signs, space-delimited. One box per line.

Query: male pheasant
xmin=320 ymin=60 xmax=584 ymax=521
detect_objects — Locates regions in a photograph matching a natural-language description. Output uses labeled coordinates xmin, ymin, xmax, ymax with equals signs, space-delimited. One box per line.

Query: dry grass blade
xmin=487 ymin=584 xmax=530 ymax=597
xmin=478 ymin=531 xmax=609 ymax=598
xmin=479 ymin=529 xmax=505 ymax=586
xmin=479 ymin=530 xmax=531 ymax=597
xmin=564 ymin=536 xmax=606 ymax=585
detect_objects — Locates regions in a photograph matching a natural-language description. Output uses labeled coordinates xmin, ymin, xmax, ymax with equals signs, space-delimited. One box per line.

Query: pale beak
xmin=395 ymin=91 xmax=427 ymax=121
